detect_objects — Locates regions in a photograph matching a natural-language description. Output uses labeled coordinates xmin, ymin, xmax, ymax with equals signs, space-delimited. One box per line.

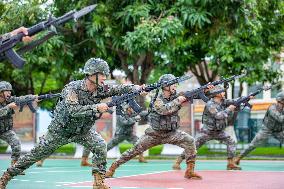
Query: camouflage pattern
xmin=159 ymin=74 xmax=176 ymax=83
xmin=0 ymin=94 xmax=34 ymax=162
xmin=110 ymin=91 xmax=196 ymax=168
xmin=82 ymin=107 xmax=141 ymax=157
xmin=4 ymin=79 xmax=135 ymax=177
xmin=0 ymin=130 xmax=21 ymax=161
xmin=0 ymin=81 xmax=12 ymax=92
xmin=205 ymin=85 xmax=225 ymax=97
xmin=83 ymin=58 xmax=110 ymax=77
xmin=239 ymin=103 xmax=284 ymax=158
xmin=178 ymin=98 xmax=237 ymax=160
xmin=276 ymin=91 xmax=284 ymax=103
xmin=149 ymin=93 xmax=181 ymax=131
xmin=202 ymin=99 xmax=234 ymax=131
xmin=107 ymin=111 xmax=140 ymax=151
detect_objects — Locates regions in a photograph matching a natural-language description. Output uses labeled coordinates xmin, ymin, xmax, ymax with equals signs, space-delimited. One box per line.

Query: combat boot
xmin=172 ymin=156 xmax=183 ymax=170
xmin=11 ymin=160 xmax=25 ymax=175
xmin=105 ymin=163 xmax=119 ymax=178
xmin=93 ymin=173 xmax=110 ymax=189
xmin=138 ymin=154 xmax=147 ymax=163
xmin=0 ymin=172 xmax=12 ymax=189
xmin=80 ymin=157 xmax=92 ymax=167
xmin=227 ymin=158 xmax=241 ymax=170
xmin=234 ymin=156 xmax=241 ymax=165
xmin=36 ymin=160 xmax=44 ymax=167
xmin=184 ymin=160 xmax=202 ymax=179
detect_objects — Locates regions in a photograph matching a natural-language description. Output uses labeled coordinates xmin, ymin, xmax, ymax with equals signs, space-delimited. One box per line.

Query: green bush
xmin=54 ymin=143 xmax=76 ymax=154
xmin=149 ymin=145 xmax=163 ymax=155
xmin=0 ymin=145 xmax=8 ymax=153
xmin=119 ymin=143 xmax=163 ymax=155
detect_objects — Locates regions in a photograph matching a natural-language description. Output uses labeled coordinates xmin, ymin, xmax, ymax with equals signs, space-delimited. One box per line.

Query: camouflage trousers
xmin=82 ymin=132 xmax=138 ymax=157
xmin=239 ymin=126 xmax=284 ymax=158
xmin=114 ymin=128 xmax=196 ymax=167
xmin=0 ymin=130 xmax=21 ymax=161
xmin=6 ymin=125 xmax=107 ymax=177
xmin=179 ymin=129 xmax=236 ymax=160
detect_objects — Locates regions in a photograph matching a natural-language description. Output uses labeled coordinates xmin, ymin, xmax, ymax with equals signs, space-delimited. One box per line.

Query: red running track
xmin=64 ymin=170 xmax=284 ymax=189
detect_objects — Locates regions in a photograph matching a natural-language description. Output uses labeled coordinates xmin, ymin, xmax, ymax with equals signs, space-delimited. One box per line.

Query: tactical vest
xmin=202 ymin=99 xmax=228 ymax=131
xmin=263 ymin=104 xmax=284 ymax=132
xmin=0 ymin=103 xmax=14 ymax=134
xmin=115 ymin=114 xmax=136 ymax=135
xmin=52 ymin=80 xmax=102 ymax=135
xmin=149 ymin=94 xmax=180 ymax=131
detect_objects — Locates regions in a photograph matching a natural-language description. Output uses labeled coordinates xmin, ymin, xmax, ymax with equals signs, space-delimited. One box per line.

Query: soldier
xmin=0 ymin=58 xmax=144 ymax=189
xmin=0 ymin=81 xmax=37 ymax=175
xmin=80 ymin=104 xmax=148 ymax=166
xmin=0 ymin=27 xmax=33 ymax=44
xmin=105 ymin=74 xmax=202 ymax=179
xmin=235 ymin=91 xmax=284 ymax=165
xmin=172 ymin=85 xmax=242 ymax=170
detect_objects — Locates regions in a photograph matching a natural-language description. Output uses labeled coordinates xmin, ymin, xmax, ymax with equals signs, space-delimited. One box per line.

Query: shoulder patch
xmin=66 ymin=90 xmax=78 ymax=104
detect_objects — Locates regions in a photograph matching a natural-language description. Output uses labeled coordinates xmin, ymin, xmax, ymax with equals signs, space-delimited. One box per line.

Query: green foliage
xmin=119 ymin=143 xmax=163 ymax=155
xmin=54 ymin=143 xmax=76 ymax=155
xmin=0 ymin=0 xmax=283 ymax=108
xmin=0 ymin=142 xmax=8 ymax=153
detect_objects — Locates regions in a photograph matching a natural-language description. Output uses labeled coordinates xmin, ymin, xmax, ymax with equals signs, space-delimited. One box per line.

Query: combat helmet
xmin=83 ymin=58 xmax=110 ymax=77
xmin=0 ymin=81 xmax=12 ymax=92
xmin=159 ymin=74 xmax=176 ymax=84
xmin=206 ymin=85 xmax=225 ymax=97
xmin=276 ymin=91 xmax=284 ymax=103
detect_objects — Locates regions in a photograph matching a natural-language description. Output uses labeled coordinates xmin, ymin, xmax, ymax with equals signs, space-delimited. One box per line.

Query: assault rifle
xmin=108 ymin=75 xmax=193 ymax=114
xmin=0 ymin=4 xmax=96 ymax=68
xmin=229 ymin=85 xmax=273 ymax=110
xmin=180 ymin=74 xmax=246 ymax=103
xmin=9 ymin=93 xmax=61 ymax=113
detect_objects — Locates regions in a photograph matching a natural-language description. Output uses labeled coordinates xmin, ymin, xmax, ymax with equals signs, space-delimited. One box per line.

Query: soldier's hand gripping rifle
xmin=108 ymin=75 xmax=193 ymax=114
xmin=180 ymin=74 xmax=246 ymax=103
xmin=0 ymin=4 xmax=97 ymax=68
xmin=229 ymin=85 xmax=273 ymax=110
xmin=9 ymin=93 xmax=61 ymax=113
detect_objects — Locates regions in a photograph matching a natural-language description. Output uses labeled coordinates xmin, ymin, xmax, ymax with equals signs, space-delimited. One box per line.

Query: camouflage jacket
xmin=149 ymin=93 xmax=182 ymax=131
xmin=0 ymin=95 xmax=33 ymax=133
xmin=202 ymin=98 xmax=235 ymax=131
xmin=262 ymin=104 xmax=284 ymax=132
xmin=115 ymin=112 xmax=137 ymax=135
xmin=49 ymin=79 xmax=135 ymax=136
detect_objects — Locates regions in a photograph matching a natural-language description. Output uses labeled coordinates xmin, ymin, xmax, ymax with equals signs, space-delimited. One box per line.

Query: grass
xmin=196 ymin=146 xmax=284 ymax=157
xmin=0 ymin=145 xmax=8 ymax=153
xmin=54 ymin=143 xmax=76 ymax=155
xmin=119 ymin=143 xmax=163 ymax=155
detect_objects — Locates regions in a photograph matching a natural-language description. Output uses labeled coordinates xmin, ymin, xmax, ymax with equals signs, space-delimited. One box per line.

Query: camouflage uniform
xmin=0 ymin=81 xmax=33 ymax=164
xmin=0 ymin=58 xmax=136 ymax=189
xmin=173 ymin=85 xmax=240 ymax=170
xmin=106 ymin=74 xmax=201 ymax=179
xmin=82 ymin=106 xmax=146 ymax=162
xmin=238 ymin=103 xmax=284 ymax=159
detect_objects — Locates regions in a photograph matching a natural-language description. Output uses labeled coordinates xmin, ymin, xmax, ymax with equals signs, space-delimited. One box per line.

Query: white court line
xmin=35 ymin=181 xmax=45 ymax=183
xmin=107 ymin=170 xmax=175 ymax=180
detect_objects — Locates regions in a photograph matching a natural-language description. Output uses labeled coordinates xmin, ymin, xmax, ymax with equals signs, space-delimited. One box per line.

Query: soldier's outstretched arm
xmin=106 ymin=84 xmax=137 ymax=97
xmin=207 ymin=103 xmax=233 ymax=120
xmin=268 ymin=105 xmax=284 ymax=122
xmin=153 ymin=97 xmax=182 ymax=115
xmin=0 ymin=106 xmax=13 ymax=117
xmin=64 ymin=89 xmax=101 ymax=117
